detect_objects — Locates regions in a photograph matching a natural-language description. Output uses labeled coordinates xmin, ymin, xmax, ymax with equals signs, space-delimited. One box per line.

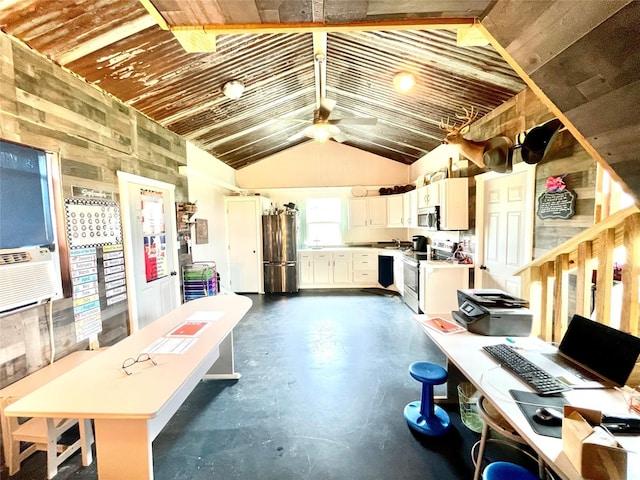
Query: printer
xmin=452 ymin=289 xmax=533 ymax=336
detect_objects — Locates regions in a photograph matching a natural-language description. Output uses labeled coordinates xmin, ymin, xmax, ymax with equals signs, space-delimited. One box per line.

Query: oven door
xmin=403 ymin=258 xmax=421 ymax=313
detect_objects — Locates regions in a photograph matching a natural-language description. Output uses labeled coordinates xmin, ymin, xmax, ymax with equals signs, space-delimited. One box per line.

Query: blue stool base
xmin=404 ymin=401 xmax=451 ymax=436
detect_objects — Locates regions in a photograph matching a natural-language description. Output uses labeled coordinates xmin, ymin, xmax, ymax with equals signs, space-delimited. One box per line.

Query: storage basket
xmin=457 ymin=382 xmax=484 ymax=433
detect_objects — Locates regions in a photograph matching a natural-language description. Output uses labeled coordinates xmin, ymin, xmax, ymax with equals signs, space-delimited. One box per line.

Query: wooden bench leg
xmin=79 ymin=418 xmax=94 ymax=466
xmin=46 ymin=418 xmax=59 ymax=479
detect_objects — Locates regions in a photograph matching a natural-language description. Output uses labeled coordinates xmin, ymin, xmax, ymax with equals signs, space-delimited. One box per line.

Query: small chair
xmin=1 ymin=396 xmax=94 ymax=479
xmin=483 ymin=461 xmax=539 ymax=480
xmin=403 ymin=361 xmax=451 ymax=436
xmin=473 ymin=396 xmax=543 ymax=480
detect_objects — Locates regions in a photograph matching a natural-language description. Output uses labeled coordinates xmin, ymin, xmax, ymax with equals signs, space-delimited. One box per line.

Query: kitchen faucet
xmin=392 ymin=238 xmax=401 ymax=248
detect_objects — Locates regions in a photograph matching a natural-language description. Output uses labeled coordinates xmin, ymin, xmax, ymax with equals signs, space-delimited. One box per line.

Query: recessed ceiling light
xmin=393 ymin=72 xmax=416 ymax=93
xmin=223 ymin=80 xmax=245 ymax=99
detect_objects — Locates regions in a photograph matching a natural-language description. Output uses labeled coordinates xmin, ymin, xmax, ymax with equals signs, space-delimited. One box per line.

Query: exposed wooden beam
xmin=169 ymin=17 xmax=476 ymax=35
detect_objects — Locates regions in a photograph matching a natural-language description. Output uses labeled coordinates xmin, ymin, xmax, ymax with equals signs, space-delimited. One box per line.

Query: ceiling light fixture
xmin=223 ymin=80 xmax=245 ymax=100
xmin=304 ymin=123 xmax=340 ymax=143
xmin=393 ymin=71 xmax=416 ymax=93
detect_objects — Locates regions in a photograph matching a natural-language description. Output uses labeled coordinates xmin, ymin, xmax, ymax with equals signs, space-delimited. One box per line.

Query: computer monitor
xmin=559 ymin=314 xmax=640 ymax=386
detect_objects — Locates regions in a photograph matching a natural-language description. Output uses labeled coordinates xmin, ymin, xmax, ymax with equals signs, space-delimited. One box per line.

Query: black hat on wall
xmin=521 ymin=118 xmax=563 ymax=164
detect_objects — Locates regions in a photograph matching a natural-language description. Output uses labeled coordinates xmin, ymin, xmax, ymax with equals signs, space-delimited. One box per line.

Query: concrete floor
xmin=8 ymin=289 xmax=483 ymax=480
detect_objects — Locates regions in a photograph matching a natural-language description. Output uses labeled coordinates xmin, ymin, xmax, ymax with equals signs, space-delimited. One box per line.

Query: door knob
xmin=170 ymin=271 xmax=177 ymax=276
xmin=479 ymin=265 xmax=487 ymax=270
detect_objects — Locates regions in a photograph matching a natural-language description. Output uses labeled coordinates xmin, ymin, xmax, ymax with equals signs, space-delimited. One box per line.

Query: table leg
xmin=94 ymin=418 xmax=153 ymax=480
xmin=203 ymin=331 xmax=241 ymax=380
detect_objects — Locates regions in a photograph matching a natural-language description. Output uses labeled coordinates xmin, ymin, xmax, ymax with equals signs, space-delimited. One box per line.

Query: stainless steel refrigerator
xmin=262 ymin=212 xmax=298 ymax=293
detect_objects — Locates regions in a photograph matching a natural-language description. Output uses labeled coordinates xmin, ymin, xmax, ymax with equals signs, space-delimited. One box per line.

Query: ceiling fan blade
xmin=317 ymin=98 xmax=336 ymax=121
xmin=332 ymin=131 xmax=348 ymax=143
xmin=329 ymin=117 xmax=377 ymax=126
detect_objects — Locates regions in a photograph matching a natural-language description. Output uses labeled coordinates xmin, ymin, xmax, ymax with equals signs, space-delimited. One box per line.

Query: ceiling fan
xmin=288 ymin=33 xmax=377 ymax=143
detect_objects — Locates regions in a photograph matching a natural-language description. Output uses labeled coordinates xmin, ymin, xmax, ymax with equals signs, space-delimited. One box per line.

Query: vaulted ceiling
xmin=0 ymin=0 xmax=526 ymax=169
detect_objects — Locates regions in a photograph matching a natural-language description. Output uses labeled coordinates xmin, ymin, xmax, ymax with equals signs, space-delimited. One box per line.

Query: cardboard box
xmin=562 ymin=406 xmax=627 ymax=480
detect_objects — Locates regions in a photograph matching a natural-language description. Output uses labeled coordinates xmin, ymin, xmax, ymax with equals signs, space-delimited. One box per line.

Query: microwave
xmin=418 ymin=206 xmax=440 ymax=230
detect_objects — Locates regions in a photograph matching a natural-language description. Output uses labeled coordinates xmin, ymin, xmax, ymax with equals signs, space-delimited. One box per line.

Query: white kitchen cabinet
xmin=393 ymin=253 xmax=404 ymax=294
xmin=225 ymin=195 xmax=270 ymax=293
xmin=419 ymin=263 xmax=470 ymax=315
xmin=313 ymin=251 xmax=333 ymax=284
xmin=386 ymin=194 xmax=404 ymax=227
xmin=403 ymin=189 xmax=417 ymax=227
xmin=305 ymin=251 xmax=352 ymax=285
xmin=348 ymin=197 xmax=387 ymax=228
xmin=439 ymin=177 xmax=469 ymax=230
xmin=352 ymin=251 xmax=378 ymax=285
xmin=332 ymin=252 xmax=352 ymax=284
xmin=299 ymin=252 xmax=314 ymax=286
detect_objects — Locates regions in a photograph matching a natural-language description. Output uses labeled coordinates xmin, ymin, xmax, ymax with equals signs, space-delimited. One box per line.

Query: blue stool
xmin=483 ymin=462 xmax=539 ymax=480
xmin=403 ymin=361 xmax=450 ymax=436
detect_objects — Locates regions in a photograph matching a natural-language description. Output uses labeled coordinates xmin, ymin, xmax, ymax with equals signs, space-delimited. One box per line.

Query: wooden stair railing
xmin=514 ymin=205 xmax=640 ymax=344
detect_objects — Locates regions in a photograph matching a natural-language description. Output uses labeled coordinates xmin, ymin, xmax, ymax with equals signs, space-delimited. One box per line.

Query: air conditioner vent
xmin=0 ymin=251 xmax=32 ymax=265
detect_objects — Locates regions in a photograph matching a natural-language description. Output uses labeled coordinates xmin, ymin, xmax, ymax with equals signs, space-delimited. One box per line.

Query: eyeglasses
xmin=121 ymin=353 xmax=157 ymax=375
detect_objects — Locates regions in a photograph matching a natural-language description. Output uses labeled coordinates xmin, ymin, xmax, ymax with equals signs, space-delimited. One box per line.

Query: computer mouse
xmin=534 ymin=407 xmax=563 ymax=425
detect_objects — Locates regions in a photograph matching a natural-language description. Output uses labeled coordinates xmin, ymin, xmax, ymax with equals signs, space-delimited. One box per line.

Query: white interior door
xmin=475 ymin=164 xmax=535 ymax=297
xmin=227 ymin=199 xmax=261 ymax=292
xmin=118 ymin=172 xmax=179 ymax=332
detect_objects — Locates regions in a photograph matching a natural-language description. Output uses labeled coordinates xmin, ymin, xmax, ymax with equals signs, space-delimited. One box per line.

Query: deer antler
xmin=440 ymin=106 xmax=478 ymax=135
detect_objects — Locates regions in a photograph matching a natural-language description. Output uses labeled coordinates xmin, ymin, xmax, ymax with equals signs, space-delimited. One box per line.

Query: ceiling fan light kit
xmin=393 ymin=71 xmax=416 ymax=93
xmin=223 ymin=80 xmax=245 ymax=99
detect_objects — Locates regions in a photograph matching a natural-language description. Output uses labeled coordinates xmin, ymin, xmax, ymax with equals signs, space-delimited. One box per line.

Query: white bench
xmin=0 ymin=350 xmax=100 ymax=478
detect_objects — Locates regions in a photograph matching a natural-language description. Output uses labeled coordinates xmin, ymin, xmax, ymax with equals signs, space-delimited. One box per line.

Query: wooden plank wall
xmin=0 ymin=33 xmax=187 ymax=389
xmin=483 ymin=0 xmax=640 ymax=205
xmin=459 ymin=88 xmax=597 ymax=261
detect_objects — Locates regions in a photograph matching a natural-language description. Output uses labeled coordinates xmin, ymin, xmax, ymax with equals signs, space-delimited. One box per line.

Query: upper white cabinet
xmin=403 ymin=189 xmax=417 ymax=227
xmin=439 ymin=178 xmax=469 ymax=230
xmin=386 ymin=194 xmax=404 ymax=227
xmin=348 ymin=197 xmax=387 ymax=228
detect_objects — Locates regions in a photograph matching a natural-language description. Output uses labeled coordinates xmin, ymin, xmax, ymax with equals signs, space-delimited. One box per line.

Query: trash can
xmin=457 ymin=382 xmax=483 ymax=433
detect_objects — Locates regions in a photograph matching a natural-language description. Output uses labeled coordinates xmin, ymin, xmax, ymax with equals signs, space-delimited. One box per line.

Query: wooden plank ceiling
xmin=0 ymin=0 xmax=526 ymax=169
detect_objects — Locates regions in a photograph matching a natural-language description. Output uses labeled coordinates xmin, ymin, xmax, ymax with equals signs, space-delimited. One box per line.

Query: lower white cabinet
xmin=352 ymin=252 xmax=378 ymax=285
xmin=299 ymin=252 xmax=314 ymax=285
xmin=393 ymin=253 xmax=404 ymax=294
xmin=298 ymin=249 xmax=382 ymax=288
xmin=332 ymin=252 xmax=353 ymax=284
xmin=299 ymin=251 xmax=353 ymax=286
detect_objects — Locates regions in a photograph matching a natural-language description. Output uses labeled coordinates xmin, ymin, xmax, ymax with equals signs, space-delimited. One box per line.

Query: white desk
xmin=414 ymin=314 xmax=640 ymax=480
xmin=6 ymin=294 xmax=252 ymax=480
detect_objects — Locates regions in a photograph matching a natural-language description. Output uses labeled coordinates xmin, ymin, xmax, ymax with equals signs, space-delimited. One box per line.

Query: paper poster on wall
xmin=140 ymin=189 xmax=165 ymax=235
xmin=70 ymin=247 xmax=102 ymax=341
xmin=64 ymin=198 xmax=122 ymax=249
xmin=102 ymin=244 xmax=127 ymax=306
xmin=144 ymin=234 xmax=167 ymax=282
xmin=140 ymin=189 xmax=168 ymax=282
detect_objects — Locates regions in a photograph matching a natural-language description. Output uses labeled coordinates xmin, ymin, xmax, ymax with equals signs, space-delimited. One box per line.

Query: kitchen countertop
xmin=298 ymin=246 xmax=474 ymax=267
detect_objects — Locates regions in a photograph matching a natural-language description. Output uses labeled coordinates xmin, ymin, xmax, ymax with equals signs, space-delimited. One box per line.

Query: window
xmin=305 ymin=198 xmax=342 ymax=247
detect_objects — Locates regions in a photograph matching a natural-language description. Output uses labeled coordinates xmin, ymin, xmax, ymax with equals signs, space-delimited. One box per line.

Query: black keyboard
xmin=483 ymin=344 xmax=572 ymax=395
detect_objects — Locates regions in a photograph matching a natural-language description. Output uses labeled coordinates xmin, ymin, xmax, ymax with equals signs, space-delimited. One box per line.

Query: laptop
xmin=521 ymin=314 xmax=640 ymax=389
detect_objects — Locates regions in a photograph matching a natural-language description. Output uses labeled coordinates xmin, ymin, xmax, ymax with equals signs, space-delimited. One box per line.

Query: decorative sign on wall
xmin=64 ymin=198 xmax=122 ymax=248
xmin=537 ymin=174 xmax=576 ymax=220
xmin=140 ymin=189 xmax=168 ymax=282
xmin=195 ymin=218 xmax=209 ymax=244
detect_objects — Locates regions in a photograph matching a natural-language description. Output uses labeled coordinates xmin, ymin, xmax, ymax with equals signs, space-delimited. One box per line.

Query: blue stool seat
xmin=404 ymin=361 xmax=450 ymax=436
xmin=483 ymin=462 xmax=539 ymax=480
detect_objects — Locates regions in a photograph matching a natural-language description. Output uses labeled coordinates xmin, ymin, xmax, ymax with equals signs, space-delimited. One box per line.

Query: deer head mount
xmin=440 ymin=107 xmax=513 ymax=173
